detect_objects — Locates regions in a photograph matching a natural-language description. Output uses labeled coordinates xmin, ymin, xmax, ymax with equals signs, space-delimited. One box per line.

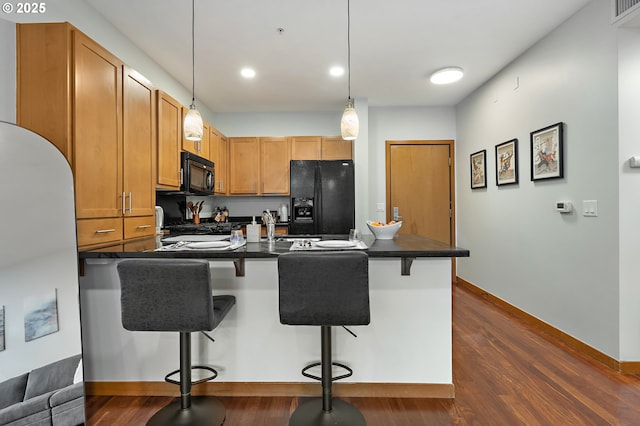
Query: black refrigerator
xmin=289 ymin=160 xmax=355 ymax=235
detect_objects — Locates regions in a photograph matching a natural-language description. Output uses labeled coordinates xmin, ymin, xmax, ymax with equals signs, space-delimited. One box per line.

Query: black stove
xmin=164 ymin=221 xmax=234 ymax=236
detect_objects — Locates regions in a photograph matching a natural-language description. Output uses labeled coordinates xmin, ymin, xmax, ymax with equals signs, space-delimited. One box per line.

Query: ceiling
xmin=84 ymin=0 xmax=591 ymax=113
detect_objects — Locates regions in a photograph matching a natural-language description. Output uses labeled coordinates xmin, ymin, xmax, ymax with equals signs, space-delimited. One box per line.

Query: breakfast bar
xmin=78 ymin=234 xmax=469 ymax=398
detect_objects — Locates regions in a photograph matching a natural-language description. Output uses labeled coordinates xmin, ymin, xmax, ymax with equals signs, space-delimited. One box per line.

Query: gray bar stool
xmin=117 ymin=259 xmax=236 ymax=426
xmin=278 ymin=251 xmax=370 ymax=426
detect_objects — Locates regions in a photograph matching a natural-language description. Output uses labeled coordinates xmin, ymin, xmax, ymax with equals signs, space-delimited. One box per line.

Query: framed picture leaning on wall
xmin=470 ymin=149 xmax=487 ymax=189
xmin=495 ymin=139 xmax=518 ymax=186
xmin=530 ymin=122 xmax=564 ymax=181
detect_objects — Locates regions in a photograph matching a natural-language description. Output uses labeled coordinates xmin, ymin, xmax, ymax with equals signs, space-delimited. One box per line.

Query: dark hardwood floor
xmin=85 ymin=284 xmax=640 ymax=425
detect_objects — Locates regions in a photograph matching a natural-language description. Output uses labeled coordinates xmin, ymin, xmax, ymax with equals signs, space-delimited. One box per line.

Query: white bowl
xmin=366 ymin=221 xmax=402 ymax=239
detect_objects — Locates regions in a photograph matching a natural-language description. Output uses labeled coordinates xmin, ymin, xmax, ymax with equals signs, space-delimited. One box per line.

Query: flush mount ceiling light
xmin=430 ymin=67 xmax=464 ymax=85
xmin=241 ymin=68 xmax=256 ymax=79
xmin=340 ymin=0 xmax=359 ymax=141
xmin=183 ymin=0 xmax=203 ymax=142
xmin=330 ymin=66 xmax=345 ymax=77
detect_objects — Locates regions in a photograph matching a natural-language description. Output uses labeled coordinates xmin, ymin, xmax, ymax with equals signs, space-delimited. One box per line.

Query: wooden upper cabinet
xmin=321 ymin=136 xmax=353 ymax=160
xmin=123 ymin=67 xmax=156 ymax=218
xmin=17 ymin=23 xmax=73 ymax=162
xmin=210 ymin=127 xmax=228 ymax=194
xmin=73 ymin=30 xmax=124 ymax=220
xmin=157 ymin=90 xmax=182 ymax=189
xmin=260 ymin=137 xmax=290 ymax=195
xmin=228 ymin=137 xmax=260 ymax=195
xmin=291 ymin=136 xmax=322 ymax=160
xmin=200 ymin=122 xmax=211 ymax=161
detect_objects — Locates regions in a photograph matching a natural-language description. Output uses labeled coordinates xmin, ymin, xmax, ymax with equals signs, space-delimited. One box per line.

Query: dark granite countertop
xmin=78 ymin=234 xmax=469 ymax=259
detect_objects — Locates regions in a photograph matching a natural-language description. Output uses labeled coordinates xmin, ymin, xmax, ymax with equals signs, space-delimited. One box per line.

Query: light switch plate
xmin=583 ymin=200 xmax=598 ymax=217
xmin=376 ymin=203 xmax=385 ymax=212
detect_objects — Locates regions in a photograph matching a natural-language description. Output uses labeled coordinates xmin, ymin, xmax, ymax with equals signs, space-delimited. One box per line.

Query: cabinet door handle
xmin=128 ymin=192 xmax=133 ymax=213
xmin=136 ymin=225 xmax=151 ymax=229
xmin=96 ymin=229 xmax=116 ymax=234
xmin=121 ymin=192 xmax=125 ymax=213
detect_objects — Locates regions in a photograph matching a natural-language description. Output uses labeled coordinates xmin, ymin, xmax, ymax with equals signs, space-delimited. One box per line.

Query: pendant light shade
xmin=341 ymin=99 xmax=359 ymax=140
xmin=184 ymin=0 xmax=203 ymax=142
xmin=184 ymin=104 xmax=203 ymax=141
xmin=340 ymin=0 xmax=359 ymax=141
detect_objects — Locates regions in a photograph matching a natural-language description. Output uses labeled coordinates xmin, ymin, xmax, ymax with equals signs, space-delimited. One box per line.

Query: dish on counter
xmin=315 ymin=240 xmax=357 ymax=248
xmin=185 ymin=241 xmax=232 ymax=249
xmin=163 ymin=235 xmax=229 ymax=243
xmin=366 ymin=220 xmax=402 ymax=239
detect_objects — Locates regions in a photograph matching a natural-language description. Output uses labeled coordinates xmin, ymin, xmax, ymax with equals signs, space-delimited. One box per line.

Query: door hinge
xmin=449 ymin=157 xmax=452 ymax=166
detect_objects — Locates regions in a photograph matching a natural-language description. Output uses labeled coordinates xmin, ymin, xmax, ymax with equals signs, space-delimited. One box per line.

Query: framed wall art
xmin=24 ymin=289 xmax=59 ymax=342
xmin=530 ymin=122 xmax=564 ymax=181
xmin=495 ymin=139 xmax=518 ymax=186
xmin=0 ymin=305 xmax=5 ymax=351
xmin=470 ymin=150 xmax=487 ymax=189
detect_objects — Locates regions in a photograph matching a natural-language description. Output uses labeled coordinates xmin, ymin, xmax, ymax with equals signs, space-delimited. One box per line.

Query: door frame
xmin=385 ymin=139 xmax=457 ymax=282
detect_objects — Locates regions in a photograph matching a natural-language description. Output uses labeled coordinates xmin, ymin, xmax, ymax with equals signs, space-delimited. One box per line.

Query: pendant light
xmin=340 ymin=0 xmax=359 ymax=141
xmin=183 ymin=0 xmax=203 ymax=141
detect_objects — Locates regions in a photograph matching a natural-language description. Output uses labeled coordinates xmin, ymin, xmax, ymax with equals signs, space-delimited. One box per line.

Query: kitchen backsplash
xmin=183 ymin=195 xmax=288 ymax=220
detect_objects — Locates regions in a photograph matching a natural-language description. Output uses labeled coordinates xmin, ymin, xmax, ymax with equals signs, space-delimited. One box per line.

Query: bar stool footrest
xmin=301 ymin=361 xmax=353 ymax=382
xmin=165 ymin=365 xmax=218 ymax=386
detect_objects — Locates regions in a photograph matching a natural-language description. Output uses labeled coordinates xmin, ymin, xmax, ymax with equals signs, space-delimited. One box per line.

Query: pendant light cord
xmin=347 ymin=0 xmax=352 ymax=101
xmin=191 ymin=0 xmax=196 ymax=105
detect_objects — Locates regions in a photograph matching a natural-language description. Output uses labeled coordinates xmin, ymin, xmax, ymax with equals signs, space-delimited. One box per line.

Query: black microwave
xmin=181 ymin=152 xmax=215 ymax=195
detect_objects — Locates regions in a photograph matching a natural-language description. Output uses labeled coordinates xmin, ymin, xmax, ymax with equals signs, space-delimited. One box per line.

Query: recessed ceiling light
xmin=330 ymin=66 xmax=345 ymax=77
xmin=241 ymin=68 xmax=256 ymax=79
xmin=430 ymin=67 xmax=464 ymax=85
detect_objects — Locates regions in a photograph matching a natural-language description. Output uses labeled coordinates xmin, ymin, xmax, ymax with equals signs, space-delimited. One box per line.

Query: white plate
xmin=185 ymin=241 xmax=232 ymax=249
xmin=163 ymin=235 xmax=229 ymax=243
xmin=315 ymin=240 xmax=357 ymax=248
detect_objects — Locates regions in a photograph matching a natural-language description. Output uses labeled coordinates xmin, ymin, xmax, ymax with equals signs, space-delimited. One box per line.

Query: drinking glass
xmin=349 ymin=228 xmax=362 ymax=242
xmin=230 ymin=229 xmax=244 ymax=245
xmin=267 ymin=223 xmax=276 ymax=242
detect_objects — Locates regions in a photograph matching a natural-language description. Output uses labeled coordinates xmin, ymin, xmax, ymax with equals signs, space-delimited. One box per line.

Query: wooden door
xmin=386 ymin=141 xmax=454 ymax=246
xmin=228 ymin=137 xmax=260 ymax=194
xmin=322 ymin=136 xmax=353 ymax=160
xmin=156 ymin=91 xmax=181 ymax=189
xmin=260 ymin=137 xmax=290 ymax=195
xmin=291 ymin=136 xmax=322 ymax=160
xmin=73 ymin=31 xmax=123 ymax=219
xmin=123 ymin=66 xmax=155 ymax=218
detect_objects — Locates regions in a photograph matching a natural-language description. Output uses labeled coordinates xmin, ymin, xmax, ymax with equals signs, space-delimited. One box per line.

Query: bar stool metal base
xmin=289 ymin=399 xmax=366 ymax=426
xmin=147 ymin=396 xmax=225 ymax=426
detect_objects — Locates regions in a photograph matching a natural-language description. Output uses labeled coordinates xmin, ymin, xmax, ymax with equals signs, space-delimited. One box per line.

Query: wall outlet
xmin=583 ymin=200 xmax=598 ymax=217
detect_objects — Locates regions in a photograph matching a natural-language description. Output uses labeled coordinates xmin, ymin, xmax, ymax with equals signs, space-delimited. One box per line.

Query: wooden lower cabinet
xmin=77 ymin=218 xmax=123 ymax=247
xmin=124 ymin=216 xmax=156 ymax=240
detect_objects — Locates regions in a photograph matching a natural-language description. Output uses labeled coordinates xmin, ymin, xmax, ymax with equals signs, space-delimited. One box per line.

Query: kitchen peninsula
xmin=79 ymin=234 xmax=468 ymax=399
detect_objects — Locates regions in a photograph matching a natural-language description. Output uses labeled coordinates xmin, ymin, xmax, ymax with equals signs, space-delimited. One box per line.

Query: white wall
xmin=456 ymin=0 xmax=621 ymax=357
xmin=618 ymin=27 xmax=640 ymax=361
xmin=0 ymin=123 xmax=82 ymax=381
xmin=0 ymin=19 xmax=15 ymax=123
xmin=368 ymin=107 xmax=457 ymax=222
